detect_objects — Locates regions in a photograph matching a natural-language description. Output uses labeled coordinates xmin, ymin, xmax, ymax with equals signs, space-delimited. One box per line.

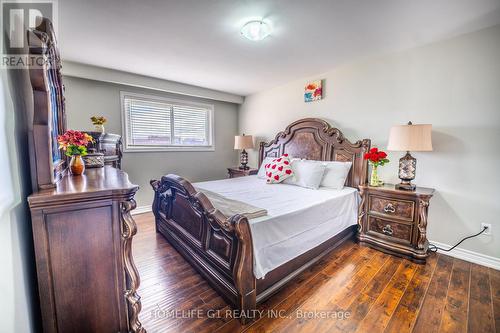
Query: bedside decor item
xmin=364 ymin=147 xmax=389 ymax=187
xmin=57 ymin=130 xmax=94 ymax=175
xmin=234 ymin=134 xmax=254 ymax=170
xmin=91 ymin=115 xmax=107 ymax=133
xmin=304 ymin=80 xmax=322 ymax=102
xmin=387 ymin=122 xmax=433 ymax=190
xmin=358 ymin=184 xmax=435 ymax=262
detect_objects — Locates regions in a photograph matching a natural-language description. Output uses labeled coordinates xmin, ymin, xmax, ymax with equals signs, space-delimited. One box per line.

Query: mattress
xmin=194 ymin=175 xmax=360 ymax=279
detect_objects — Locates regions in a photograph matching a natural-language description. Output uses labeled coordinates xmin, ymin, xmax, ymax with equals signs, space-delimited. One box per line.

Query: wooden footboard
xmin=150 ymin=175 xmax=256 ymax=323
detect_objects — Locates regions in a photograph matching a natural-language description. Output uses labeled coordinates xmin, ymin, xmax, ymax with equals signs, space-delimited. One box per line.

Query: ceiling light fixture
xmin=240 ymin=20 xmax=271 ymax=41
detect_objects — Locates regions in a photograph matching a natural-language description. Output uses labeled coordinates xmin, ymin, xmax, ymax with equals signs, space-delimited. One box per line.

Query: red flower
xmin=313 ymin=88 xmax=322 ymax=97
xmin=364 ymin=147 xmax=389 ymax=166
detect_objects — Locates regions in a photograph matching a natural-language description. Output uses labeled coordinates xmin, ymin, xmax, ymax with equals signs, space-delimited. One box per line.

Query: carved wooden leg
xmin=121 ymin=199 xmax=146 ymax=333
xmin=237 ymin=289 xmax=257 ymax=325
xmin=417 ymin=199 xmax=430 ymax=249
xmin=357 ymin=186 xmax=367 ymax=235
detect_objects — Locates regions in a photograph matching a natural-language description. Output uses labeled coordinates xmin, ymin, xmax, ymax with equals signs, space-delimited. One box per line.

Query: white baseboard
xmin=429 ymin=240 xmax=500 ymax=270
xmin=132 ymin=205 xmax=152 ymax=215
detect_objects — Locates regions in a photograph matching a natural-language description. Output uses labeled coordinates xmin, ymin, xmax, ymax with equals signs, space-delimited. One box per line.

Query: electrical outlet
xmin=481 ymin=223 xmax=492 ymax=235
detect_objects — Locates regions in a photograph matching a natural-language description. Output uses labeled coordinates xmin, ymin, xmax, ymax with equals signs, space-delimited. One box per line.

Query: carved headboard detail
xmin=258 ymin=118 xmax=371 ymax=188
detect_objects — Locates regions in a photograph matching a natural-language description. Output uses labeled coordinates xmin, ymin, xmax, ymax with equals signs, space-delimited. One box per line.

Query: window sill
xmin=123 ymin=146 xmax=216 ymax=153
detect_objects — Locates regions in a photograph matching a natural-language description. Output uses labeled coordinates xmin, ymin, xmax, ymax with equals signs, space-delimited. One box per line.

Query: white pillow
xmin=320 ymin=161 xmax=353 ymax=189
xmin=283 ymin=160 xmax=327 ymax=189
xmin=257 ymin=157 xmax=274 ymax=179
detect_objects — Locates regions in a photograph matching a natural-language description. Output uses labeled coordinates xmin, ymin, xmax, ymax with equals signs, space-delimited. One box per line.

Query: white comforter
xmin=195 ymin=176 xmax=360 ymax=279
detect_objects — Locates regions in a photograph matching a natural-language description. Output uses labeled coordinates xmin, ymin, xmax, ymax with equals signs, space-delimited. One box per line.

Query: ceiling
xmin=58 ymin=0 xmax=500 ymax=96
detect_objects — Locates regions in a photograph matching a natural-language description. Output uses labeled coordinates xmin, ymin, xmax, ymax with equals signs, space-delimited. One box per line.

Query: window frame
xmin=120 ymin=91 xmax=215 ymax=152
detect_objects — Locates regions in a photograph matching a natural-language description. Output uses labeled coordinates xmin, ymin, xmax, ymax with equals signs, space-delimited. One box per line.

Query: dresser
xmin=28 ymin=167 xmax=145 ymax=332
xmin=357 ymin=184 xmax=435 ymax=262
xmin=25 ymin=18 xmax=144 ymax=332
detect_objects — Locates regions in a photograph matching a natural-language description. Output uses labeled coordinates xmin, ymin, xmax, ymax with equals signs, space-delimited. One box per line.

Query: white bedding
xmin=194 ymin=176 xmax=360 ymax=279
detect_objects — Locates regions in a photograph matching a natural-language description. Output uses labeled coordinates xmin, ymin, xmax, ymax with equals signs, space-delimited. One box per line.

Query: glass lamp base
xmin=397 ymin=152 xmax=417 ymax=191
xmin=239 ymin=149 xmax=249 ymax=170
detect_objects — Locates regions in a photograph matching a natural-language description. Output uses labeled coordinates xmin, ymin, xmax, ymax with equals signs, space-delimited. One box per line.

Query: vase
xmin=70 ymin=155 xmax=85 ymax=175
xmin=94 ymin=124 xmax=105 ymax=133
xmin=370 ymin=165 xmax=383 ymax=187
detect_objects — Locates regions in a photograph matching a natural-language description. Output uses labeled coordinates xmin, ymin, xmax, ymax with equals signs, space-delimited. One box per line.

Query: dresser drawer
xmin=368 ymin=216 xmax=412 ymax=244
xmin=369 ymin=195 xmax=415 ymax=221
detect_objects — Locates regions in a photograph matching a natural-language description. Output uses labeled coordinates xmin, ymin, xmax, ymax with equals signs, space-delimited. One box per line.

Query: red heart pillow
xmin=265 ymin=154 xmax=293 ymax=184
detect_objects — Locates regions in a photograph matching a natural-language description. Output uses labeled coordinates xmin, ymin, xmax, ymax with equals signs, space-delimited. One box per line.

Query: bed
xmin=150 ymin=118 xmax=371 ymax=323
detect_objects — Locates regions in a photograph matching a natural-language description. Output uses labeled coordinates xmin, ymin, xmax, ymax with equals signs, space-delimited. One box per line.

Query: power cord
xmin=428 ymin=226 xmax=489 ymax=253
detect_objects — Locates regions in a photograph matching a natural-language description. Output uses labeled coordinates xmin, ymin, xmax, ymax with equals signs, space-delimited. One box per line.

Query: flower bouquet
xmin=90 ymin=115 xmax=107 ymax=133
xmin=57 ymin=130 xmax=94 ymax=175
xmin=364 ymin=147 xmax=389 ymax=186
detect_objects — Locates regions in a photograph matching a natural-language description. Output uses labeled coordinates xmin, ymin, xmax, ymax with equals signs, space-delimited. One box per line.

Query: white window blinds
xmin=122 ymin=93 xmax=214 ymax=151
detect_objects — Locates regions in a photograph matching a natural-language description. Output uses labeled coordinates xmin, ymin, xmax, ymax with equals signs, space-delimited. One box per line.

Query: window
xmin=121 ymin=92 xmax=214 ymax=151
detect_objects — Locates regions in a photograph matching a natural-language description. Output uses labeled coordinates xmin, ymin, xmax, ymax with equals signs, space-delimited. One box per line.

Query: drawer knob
xmin=384 ymin=203 xmax=396 ymax=213
xmin=382 ymin=224 xmax=393 ymax=235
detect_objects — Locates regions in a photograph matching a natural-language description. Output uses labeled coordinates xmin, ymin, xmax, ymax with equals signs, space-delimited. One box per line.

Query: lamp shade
xmin=234 ymin=135 xmax=254 ymax=149
xmin=387 ymin=123 xmax=433 ymax=152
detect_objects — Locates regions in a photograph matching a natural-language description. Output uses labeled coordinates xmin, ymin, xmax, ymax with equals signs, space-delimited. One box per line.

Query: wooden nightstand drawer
xmin=369 ymin=195 xmax=415 ymax=221
xmin=368 ymin=216 xmax=413 ymax=244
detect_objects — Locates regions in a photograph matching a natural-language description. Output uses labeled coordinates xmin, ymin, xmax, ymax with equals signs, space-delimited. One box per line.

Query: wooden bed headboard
xmin=258 ymin=118 xmax=371 ymax=188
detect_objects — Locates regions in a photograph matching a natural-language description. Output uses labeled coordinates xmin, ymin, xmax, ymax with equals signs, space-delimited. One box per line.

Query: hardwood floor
xmin=133 ymin=212 xmax=499 ymax=333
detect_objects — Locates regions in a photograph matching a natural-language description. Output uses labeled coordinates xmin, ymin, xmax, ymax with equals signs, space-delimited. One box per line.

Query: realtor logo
xmin=1 ymin=0 xmax=57 ymax=67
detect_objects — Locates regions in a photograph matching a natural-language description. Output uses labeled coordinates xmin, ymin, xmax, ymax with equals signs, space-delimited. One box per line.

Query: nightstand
xmin=227 ymin=167 xmax=258 ymax=178
xmin=358 ymin=184 xmax=435 ymax=263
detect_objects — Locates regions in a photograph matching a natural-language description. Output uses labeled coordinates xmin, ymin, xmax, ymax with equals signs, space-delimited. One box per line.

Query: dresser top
xmin=28 ymin=166 xmax=138 ymax=207
xmin=359 ymin=183 xmax=435 ymax=196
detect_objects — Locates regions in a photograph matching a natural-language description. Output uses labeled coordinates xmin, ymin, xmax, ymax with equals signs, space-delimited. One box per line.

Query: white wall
xmin=239 ymin=25 xmax=500 ymax=259
xmin=0 ymin=68 xmax=38 ymax=332
xmin=64 ymin=77 xmax=240 ymax=208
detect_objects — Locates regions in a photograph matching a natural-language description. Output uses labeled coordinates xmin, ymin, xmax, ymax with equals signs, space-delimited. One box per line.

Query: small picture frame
xmin=304 ymin=80 xmax=323 ymax=102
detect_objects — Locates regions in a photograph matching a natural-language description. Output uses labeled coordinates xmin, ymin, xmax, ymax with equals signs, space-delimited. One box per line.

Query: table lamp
xmin=387 ymin=122 xmax=432 ymax=190
xmin=234 ymin=134 xmax=254 ymax=170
